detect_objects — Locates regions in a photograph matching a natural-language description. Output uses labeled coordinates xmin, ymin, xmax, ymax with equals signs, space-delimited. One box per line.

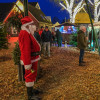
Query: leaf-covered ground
xmin=0 ymin=46 xmax=100 ymax=100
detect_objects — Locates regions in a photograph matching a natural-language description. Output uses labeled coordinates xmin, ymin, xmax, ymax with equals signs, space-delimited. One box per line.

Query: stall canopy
xmin=52 ymin=22 xmax=60 ymax=27
xmin=93 ymin=21 xmax=100 ymax=26
xmin=89 ymin=21 xmax=100 ymax=27
xmin=56 ymin=22 xmax=77 ymax=27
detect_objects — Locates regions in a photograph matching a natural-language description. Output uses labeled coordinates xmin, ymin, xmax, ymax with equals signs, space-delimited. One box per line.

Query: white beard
xmin=29 ymin=25 xmax=36 ymax=35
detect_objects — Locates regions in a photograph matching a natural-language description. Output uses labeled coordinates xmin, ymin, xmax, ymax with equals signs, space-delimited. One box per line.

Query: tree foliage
xmin=12 ymin=42 xmax=21 ymax=65
xmin=69 ymin=33 xmax=77 ymax=46
xmin=0 ymin=24 xmax=9 ymax=50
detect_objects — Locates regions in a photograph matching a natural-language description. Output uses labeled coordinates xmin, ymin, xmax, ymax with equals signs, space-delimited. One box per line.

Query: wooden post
xmin=24 ymin=0 xmax=28 ymax=16
xmin=18 ymin=64 xmax=25 ymax=81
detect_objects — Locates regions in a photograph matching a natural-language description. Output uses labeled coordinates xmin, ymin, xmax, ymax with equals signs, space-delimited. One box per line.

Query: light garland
xmin=59 ymin=0 xmax=100 ymax=23
xmin=59 ymin=2 xmax=73 ymax=23
xmin=88 ymin=0 xmax=94 ymax=5
xmin=94 ymin=0 xmax=100 ymax=22
xmin=59 ymin=0 xmax=84 ymax=23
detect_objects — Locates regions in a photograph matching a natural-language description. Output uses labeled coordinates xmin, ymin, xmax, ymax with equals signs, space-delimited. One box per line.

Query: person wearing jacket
xmin=77 ymin=25 xmax=87 ymax=66
xmin=19 ymin=16 xmax=41 ymax=100
xmin=41 ymin=26 xmax=52 ymax=57
xmin=56 ymin=29 xmax=62 ymax=47
xmin=34 ymin=28 xmax=42 ymax=44
xmin=39 ymin=26 xmax=44 ymax=37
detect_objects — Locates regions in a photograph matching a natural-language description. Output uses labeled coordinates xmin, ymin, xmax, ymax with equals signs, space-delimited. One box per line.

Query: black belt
xmin=31 ymin=52 xmax=41 ymax=56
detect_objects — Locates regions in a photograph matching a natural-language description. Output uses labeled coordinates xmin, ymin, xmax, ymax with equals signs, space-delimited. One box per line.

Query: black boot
xmin=79 ymin=63 xmax=85 ymax=66
xmin=81 ymin=61 xmax=86 ymax=63
xmin=27 ymin=87 xmax=41 ymax=100
xmin=32 ymin=88 xmax=43 ymax=95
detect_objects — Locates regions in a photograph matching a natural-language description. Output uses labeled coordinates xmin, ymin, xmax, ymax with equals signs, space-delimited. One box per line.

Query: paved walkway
xmin=8 ymin=37 xmax=99 ymax=55
xmin=8 ymin=37 xmax=18 ymax=47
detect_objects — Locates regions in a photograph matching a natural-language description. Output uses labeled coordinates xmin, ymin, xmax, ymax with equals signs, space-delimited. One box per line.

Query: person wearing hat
xmin=19 ymin=16 xmax=41 ymax=100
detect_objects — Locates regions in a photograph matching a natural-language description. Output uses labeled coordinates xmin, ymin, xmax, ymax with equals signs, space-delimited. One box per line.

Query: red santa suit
xmin=19 ymin=16 xmax=41 ymax=87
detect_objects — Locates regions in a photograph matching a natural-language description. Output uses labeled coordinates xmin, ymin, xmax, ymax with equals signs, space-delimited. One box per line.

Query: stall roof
xmin=55 ymin=22 xmax=77 ymax=27
xmin=89 ymin=21 xmax=100 ymax=26
xmin=93 ymin=21 xmax=100 ymax=26
xmin=52 ymin=22 xmax=60 ymax=27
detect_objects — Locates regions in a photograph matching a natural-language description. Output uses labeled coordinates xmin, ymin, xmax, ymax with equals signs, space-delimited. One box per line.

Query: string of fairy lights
xmin=59 ymin=0 xmax=100 ymax=23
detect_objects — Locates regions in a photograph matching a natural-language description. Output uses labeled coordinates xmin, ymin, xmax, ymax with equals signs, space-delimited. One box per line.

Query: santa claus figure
xmin=19 ymin=16 xmax=41 ymax=100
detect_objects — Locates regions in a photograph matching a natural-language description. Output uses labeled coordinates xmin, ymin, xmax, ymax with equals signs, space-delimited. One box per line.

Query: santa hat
xmin=21 ymin=16 xmax=34 ymax=27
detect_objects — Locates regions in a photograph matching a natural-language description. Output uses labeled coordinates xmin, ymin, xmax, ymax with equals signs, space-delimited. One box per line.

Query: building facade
xmin=0 ymin=0 xmax=52 ymax=36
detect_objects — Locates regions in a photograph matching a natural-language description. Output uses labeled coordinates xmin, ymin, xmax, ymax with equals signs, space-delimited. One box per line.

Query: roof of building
xmin=0 ymin=3 xmax=14 ymax=22
xmin=28 ymin=4 xmax=52 ymax=23
xmin=75 ymin=8 xmax=94 ymax=24
xmin=0 ymin=1 xmax=52 ymax=24
xmin=29 ymin=2 xmax=38 ymax=7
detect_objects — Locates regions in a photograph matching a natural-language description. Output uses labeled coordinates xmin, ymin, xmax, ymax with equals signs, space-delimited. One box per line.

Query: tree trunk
xmin=69 ymin=11 xmax=73 ymax=23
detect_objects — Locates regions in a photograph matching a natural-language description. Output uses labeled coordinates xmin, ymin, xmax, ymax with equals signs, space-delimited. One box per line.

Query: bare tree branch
xmin=88 ymin=0 xmax=94 ymax=5
xmin=64 ymin=0 xmax=69 ymax=7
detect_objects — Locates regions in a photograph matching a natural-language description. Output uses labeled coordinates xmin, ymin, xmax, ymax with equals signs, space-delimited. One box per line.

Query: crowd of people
xmin=34 ymin=25 xmax=62 ymax=57
xmin=18 ymin=16 xmax=100 ymax=100
xmin=18 ymin=16 xmax=63 ymax=100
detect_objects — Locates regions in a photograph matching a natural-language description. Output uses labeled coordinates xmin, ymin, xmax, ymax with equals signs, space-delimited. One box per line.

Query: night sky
xmin=0 ymin=0 xmax=69 ymax=23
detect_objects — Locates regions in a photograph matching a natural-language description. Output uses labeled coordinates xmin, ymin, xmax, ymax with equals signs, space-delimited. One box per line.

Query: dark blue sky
xmin=0 ymin=0 xmax=69 ymax=23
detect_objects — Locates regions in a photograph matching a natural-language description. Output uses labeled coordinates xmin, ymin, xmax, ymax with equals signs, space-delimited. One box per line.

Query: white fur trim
xmin=31 ymin=56 xmax=41 ymax=63
xmin=21 ymin=25 xmax=30 ymax=33
xmin=24 ymin=64 xmax=32 ymax=70
xmin=21 ymin=21 xmax=34 ymax=33
xmin=29 ymin=25 xmax=36 ymax=35
xmin=20 ymin=60 xmax=24 ymax=65
xmin=20 ymin=56 xmax=41 ymax=67
xmin=25 ymin=82 xmax=34 ymax=87
xmin=22 ymin=21 xmax=34 ymax=27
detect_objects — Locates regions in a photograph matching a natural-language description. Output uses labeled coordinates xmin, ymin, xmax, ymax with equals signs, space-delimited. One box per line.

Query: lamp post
xmin=85 ymin=0 xmax=95 ymax=51
xmin=24 ymin=0 xmax=28 ymax=16
xmin=18 ymin=0 xmax=28 ymax=81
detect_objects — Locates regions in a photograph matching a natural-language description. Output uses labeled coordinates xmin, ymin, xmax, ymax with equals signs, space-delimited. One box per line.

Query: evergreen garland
xmin=12 ymin=42 xmax=21 ymax=65
xmin=7 ymin=13 xmax=23 ymax=32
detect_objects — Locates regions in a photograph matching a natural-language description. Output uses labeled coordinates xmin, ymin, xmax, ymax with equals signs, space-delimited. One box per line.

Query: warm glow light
xmin=16 ymin=0 xmax=24 ymax=12
xmin=4 ymin=0 xmax=24 ymax=22
xmin=13 ymin=5 xmax=18 ymax=12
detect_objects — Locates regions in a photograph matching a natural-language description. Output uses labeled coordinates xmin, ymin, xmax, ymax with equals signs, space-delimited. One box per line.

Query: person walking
xmin=56 ymin=29 xmax=62 ymax=47
xmin=41 ymin=26 xmax=52 ymax=57
xmin=19 ymin=16 xmax=41 ymax=100
xmin=77 ymin=25 xmax=87 ymax=66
